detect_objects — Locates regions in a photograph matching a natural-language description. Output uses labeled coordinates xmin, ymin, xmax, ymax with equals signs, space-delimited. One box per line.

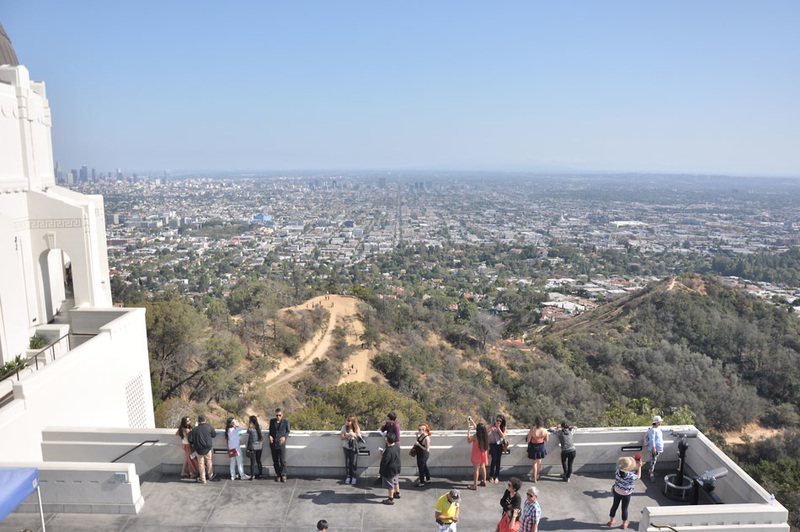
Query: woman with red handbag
xmin=225 ymin=418 xmax=249 ymax=481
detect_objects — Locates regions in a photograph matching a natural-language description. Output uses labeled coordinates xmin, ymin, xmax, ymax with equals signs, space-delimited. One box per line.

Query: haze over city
xmin=3 ymin=1 xmax=799 ymax=177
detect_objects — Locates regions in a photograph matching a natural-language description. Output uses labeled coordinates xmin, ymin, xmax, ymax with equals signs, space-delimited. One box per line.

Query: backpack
xmin=643 ymin=427 xmax=652 ymax=448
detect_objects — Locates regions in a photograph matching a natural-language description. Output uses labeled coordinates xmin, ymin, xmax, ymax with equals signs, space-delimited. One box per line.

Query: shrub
xmin=29 ymin=335 xmax=47 ymax=350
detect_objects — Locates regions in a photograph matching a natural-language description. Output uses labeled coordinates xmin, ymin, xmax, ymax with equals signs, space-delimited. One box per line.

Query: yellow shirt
xmin=435 ymin=493 xmax=459 ymax=522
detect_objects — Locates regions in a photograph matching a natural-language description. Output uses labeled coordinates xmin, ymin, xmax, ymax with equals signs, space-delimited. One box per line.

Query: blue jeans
xmin=229 ymin=450 xmax=245 ymax=478
xmin=610 ymin=490 xmax=632 ymax=521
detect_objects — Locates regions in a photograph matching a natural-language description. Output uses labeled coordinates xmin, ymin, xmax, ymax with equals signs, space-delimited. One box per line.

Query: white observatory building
xmin=0 ymin=22 xmax=154 ymax=463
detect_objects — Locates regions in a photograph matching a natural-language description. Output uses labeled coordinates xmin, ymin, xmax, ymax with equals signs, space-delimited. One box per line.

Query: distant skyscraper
xmin=80 ymin=165 xmax=88 ymax=182
xmin=91 ymin=167 xmax=97 ymax=181
xmin=116 ymin=168 xmax=122 ymax=179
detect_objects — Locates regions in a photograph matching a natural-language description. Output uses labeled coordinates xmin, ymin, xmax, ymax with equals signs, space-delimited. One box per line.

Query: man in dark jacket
xmin=379 ymin=431 xmax=401 ymax=504
xmin=188 ymin=414 xmax=217 ymax=483
xmin=268 ymin=408 xmax=290 ymax=482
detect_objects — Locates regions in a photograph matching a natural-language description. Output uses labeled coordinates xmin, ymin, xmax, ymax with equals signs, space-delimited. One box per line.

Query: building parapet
xmin=31 ymin=425 xmax=788 ymax=529
xmin=0 ymin=461 xmax=143 ymax=515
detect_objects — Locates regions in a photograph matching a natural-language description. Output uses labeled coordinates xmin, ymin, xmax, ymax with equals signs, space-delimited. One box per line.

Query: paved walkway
xmin=2 ymin=470 xmax=678 ymax=531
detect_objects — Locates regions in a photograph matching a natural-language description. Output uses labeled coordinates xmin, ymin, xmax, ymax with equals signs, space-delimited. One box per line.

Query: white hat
xmin=652 ymin=415 xmax=663 ymax=424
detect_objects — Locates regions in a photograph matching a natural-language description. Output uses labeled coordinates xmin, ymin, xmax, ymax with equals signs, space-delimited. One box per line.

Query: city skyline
xmin=3 ymin=1 xmax=800 ymax=177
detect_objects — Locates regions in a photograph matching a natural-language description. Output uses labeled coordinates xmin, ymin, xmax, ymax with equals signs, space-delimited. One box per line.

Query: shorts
xmin=382 ymin=474 xmax=400 ymax=490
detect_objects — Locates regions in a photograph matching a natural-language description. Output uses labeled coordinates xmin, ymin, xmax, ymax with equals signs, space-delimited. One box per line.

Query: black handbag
xmin=356 ymin=434 xmax=370 ymax=456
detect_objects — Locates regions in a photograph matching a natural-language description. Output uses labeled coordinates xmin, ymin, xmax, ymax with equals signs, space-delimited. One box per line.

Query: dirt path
xmin=722 ymin=423 xmax=783 ymax=445
xmin=263 ymin=295 xmax=360 ymax=388
xmin=265 ymin=295 xmax=376 ymax=395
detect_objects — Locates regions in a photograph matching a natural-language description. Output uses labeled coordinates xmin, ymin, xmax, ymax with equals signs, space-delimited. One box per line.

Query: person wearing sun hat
xmin=646 ymin=415 xmax=664 ymax=482
xmin=607 ymin=455 xmax=642 ymax=529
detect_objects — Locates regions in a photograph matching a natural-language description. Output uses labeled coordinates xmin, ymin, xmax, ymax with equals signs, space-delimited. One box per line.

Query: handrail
xmin=30 ymin=333 xmax=71 ymax=370
xmin=111 ymin=440 xmax=160 ymax=463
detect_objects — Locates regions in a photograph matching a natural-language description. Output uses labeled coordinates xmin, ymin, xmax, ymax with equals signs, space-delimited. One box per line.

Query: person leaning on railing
xmin=188 ymin=414 xmax=217 ymax=483
xmin=176 ymin=416 xmax=198 ymax=479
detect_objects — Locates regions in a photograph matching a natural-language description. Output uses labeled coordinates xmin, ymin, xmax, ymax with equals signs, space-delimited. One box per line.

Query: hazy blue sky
xmin=3 ymin=2 xmax=799 ymax=176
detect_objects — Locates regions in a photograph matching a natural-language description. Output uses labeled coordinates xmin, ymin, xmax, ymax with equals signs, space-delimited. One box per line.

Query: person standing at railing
xmin=340 ymin=414 xmax=362 ymax=485
xmin=645 ymin=415 xmax=664 ymax=482
xmin=467 ymin=420 xmax=489 ymax=490
xmin=551 ymin=421 xmax=576 ymax=482
xmin=246 ymin=415 xmax=264 ymax=480
xmin=226 ymin=418 xmax=249 ymax=480
xmin=269 ymin=408 xmax=290 ymax=482
xmin=176 ymin=416 xmax=199 ymax=479
xmin=413 ymin=422 xmax=432 ymax=487
xmin=380 ymin=411 xmax=401 ymax=443
xmin=488 ymin=414 xmax=507 ymax=484
xmin=525 ymin=417 xmax=548 ymax=483
xmin=188 ymin=414 xmax=217 ymax=483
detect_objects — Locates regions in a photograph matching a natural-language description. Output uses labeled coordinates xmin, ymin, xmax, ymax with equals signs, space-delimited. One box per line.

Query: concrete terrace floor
xmin=2 ymin=469 xmax=681 ymax=532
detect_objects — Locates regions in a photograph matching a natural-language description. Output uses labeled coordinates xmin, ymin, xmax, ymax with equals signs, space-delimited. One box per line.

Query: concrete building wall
xmin=0 ymin=308 xmax=155 ymax=462
xmin=0 ymin=461 xmax=143 ymax=515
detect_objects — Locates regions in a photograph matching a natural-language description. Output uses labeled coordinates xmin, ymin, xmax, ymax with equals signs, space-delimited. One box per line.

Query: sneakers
xmin=345 ymin=477 xmax=351 ymax=484
xmin=382 ymin=498 xmax=394 ymax=505
xmin=231 ymin=475 xmax=236 ymax=481
xmin=622 ymin=522 xmax=629 ymax=529
xmin=241 ymin=474 xmax=250 ymax=480
xmin=607 ymin=519 xmax=615 ymax=527
xmin=650 ymin=473 xmax=656 ymax=483
xmin=394 ymin=492 xmax=401 ymax=499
